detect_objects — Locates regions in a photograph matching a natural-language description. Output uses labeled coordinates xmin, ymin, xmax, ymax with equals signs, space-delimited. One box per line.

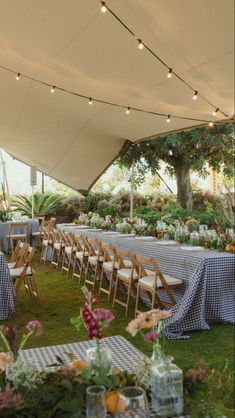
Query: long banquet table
xmin=0 ymin=219 xmax=40 ymax=253
xmin=57 ymin=224 xmax=235 ymax=339
xmin=0 ymin=252 xmax=15 ymax=320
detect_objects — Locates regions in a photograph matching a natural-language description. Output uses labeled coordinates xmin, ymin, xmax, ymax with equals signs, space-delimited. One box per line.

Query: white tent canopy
xmin=0 ymin=0 xmax=234 ymax=191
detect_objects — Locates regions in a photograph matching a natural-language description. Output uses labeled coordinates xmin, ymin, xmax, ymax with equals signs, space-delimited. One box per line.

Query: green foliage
xmin=13 ymin=193 xmax=65 ymax=218
xmin=119 ymin=124 xmax=234 ymax=178
xmin=79 ymin=192 xmax=111 ymax=213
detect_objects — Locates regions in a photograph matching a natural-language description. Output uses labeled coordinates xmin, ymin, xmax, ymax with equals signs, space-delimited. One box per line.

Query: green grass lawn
xmin=1 ymin=256 xmax=234 ymax=416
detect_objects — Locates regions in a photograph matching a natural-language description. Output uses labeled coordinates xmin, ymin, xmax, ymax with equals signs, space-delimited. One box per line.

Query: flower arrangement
xmin=0 ymin=321 xmax=43 ymax=363
xmin=126 ymin=310 xmax=170 ymax=360
xmin=71 ymin=287 xmax=115 ymax=375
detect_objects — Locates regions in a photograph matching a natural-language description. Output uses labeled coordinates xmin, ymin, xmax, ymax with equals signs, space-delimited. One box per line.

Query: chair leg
xmin=112 ymin=276 xmax=119 ymax=308
xmin=126 ymin=282 xmax=132 ymax=316
xmin=135 ymin=284 xmax=140 ymax=317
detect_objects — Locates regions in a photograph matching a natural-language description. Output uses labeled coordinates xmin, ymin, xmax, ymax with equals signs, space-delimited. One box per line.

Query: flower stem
xmin=0 ymin=329 xmax=14 ymax=359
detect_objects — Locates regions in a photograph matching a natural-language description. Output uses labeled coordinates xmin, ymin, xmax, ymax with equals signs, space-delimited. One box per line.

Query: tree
xmin=118 ymin=124 xmax=234 ymax=209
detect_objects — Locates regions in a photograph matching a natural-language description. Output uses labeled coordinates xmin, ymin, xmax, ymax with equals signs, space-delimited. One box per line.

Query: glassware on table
xmin=116 ymin=386 xmax=149 ymax=417
xmin=86 ymin=342 xmax=112 ymax=375
xmin=151 ymin=355 xmax=183 ymax=417
xmin=86 ymin=385 xmax=106 ymax=418
xmin=190 ymin=231 xmax=200 ymax=246
xmin=199 ymin=224 xmax=208 ymax=236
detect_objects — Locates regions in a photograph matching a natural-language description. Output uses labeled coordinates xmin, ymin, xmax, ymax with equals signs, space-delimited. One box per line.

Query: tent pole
xmin=130 ymin=161 xmax=135 ymax=220
xmin=31 ymin=186 xmax=34 ymax=219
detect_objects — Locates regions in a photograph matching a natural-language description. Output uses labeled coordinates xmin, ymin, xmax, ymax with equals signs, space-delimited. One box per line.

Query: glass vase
xmin=151 ymin=352 xmax=183 ymax=417
xmin=86 ymin=339 xmax=112 ymax=375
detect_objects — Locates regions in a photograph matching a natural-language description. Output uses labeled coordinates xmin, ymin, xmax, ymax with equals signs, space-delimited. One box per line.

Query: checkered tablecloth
xmin=57 ymin=226 xmax=235 ymax=339
xmin=19 ymin=335 xmax=188 ymax=417
xmin=0 ymin=219 xmax=39 ymax=253
xmin=19 ymin=335 xmax=144 ymax=371
xmin=0 ymin=252 xmax=15 ymax=320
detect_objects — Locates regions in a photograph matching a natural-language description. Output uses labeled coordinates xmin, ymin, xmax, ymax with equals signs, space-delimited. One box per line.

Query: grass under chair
xmin=1 ymin=254 xmax=234 ymax=416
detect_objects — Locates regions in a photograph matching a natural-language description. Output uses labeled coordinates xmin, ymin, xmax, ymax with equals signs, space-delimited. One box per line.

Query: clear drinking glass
xmin=116 ymin=386 xmax=149 ymax=417
xmin=86 ymin=385 xmax=106 ymax=418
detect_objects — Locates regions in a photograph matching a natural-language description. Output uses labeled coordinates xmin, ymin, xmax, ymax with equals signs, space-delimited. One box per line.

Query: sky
xmin=0 ymin=149 xmax=210 ymax=196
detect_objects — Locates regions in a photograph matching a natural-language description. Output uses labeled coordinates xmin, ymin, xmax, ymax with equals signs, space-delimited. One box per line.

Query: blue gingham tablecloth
xmin=19 ymin=335 xmax=188 ymax=417
xmin=0 ymin=252 xmax=15 ymax=320
xmin=57 ymin=225 xmax=235 ymax=339
xmin=0 ymin=219 xmax=39 ymax=253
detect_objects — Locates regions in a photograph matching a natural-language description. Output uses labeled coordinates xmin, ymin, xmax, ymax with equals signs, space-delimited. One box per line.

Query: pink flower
xmin=91 ymin=295 xmax=99 ymax=305
xmin=0 ymin=383 xmax=21 ymax=410
xmin=0 ymin=353 xmax=13 ymax=371
xmin=126 ymin=310 xmax=171 ymax=337
xmin=25 ymin=320 xmax=43 ymax=337
xmin=126 ymin=317 xmax=143 ymax=337
xmin=93 ymin=308 xmax=115 ymax=326
xmin=144 ymin=331 xmax=159 ymax=344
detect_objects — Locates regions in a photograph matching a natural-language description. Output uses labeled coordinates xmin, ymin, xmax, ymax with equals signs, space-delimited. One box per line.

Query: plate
xmin=156 ymin=240 xmax=177 ymax=245
xmin=135 ymin=236 xmax=156 ymax=241
xmin=117 ymin=234 xmax=135 ymax=238
xmin=180 ymin=245 xmax=205 ymax=251
xmin=102 ymin=231 xmax=119 ymax=235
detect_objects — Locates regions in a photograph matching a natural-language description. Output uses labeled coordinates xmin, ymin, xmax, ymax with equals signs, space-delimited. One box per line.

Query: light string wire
xmin=0 ymin=64 xmax=217 ymax=125
xmin=100 ymin=0 xmax=230 ymax=118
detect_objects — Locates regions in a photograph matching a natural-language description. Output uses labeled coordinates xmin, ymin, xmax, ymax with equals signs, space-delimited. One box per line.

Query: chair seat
xmin=139 ymin=275 xmax=183 ymax=288
xmin=76 ymin=250 xmax=88 ymax=259
xmin=103 ymin=260 xmax=119 ymax=271
xmin=8 ymin=262 xmax=15 ymax=269
xmin=88 ymin=255 xmax=103 ymax=265
xmin=65 ymin=246 xmax=74 ymax=254
xmin=42 ymin=239 xmax=53 ymax=246
xmin=32 ymin=231 xmax=40 ymax=236
xmin=117 ymin=268 xmax=138 ymax=281
xmin=54 ymin=242 xmax=62 ymax=250
xmin=7 ymin=234 xmax=27 ymax=239
xmin=123 ymin=259 xmax=133 ymax=268
xmin=10 ymin=266 xmax=32 ymax=278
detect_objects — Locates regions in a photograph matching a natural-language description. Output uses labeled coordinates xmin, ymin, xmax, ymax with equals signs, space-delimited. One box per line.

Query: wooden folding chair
xmin=112 ymin=250 xmax=138 ymax=316
xmin=40 ymin=225 xmax=53 ymax=263
xmin=99 ymin=243 xmax=118 ymax=301
xmin=134 ymin=255 xmax=183 ymax=316
xmin=72 ymin=235 xmax=89 ymax=281
xmin=11 ymin=247 xmax=40 ymax=302
xmin=8 ymin=242 xmax=29 ymax=269
xmin=51 ymin=229 xmax=65 ymax=269
xmin=7 ymin=222 xmax=28 ymax=254
xmin=84 ymin=238 xmax=104 ymax=290
xmin=61 ymin=232 xmax=76 ymax=275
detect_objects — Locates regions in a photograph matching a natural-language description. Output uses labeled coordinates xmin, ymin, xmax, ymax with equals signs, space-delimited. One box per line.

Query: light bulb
xmin=208 ymin=121 xmax=214 ymax=127
xmin=138 ymin=39 xmax=144 ymax=50
xmin=50 ymin=86 xmax=56 ymax=93
xmin=212 ymin=108 xmax=219 ymax=117
xmin=192 ymin=91 xmax=198 ymax=101
xmin=167 ymin=69 xmax=172 ymax=79
xmin=16 ymin=73 xmax=21 ymax=80
xmin=101 ymin=1 xmax=107 ymax=12
xmin=126 ymin=107 xmax=130 ymax=115
xmin=169 ymin=150 xmax=173 ymax=155
xmin=166 ymin=115 xmax=171 ymax=123
xmin=89 ymin=97 xmax=93 ymax=105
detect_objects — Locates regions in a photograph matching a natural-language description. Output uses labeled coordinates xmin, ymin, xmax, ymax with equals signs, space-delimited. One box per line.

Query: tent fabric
xmin=0 ymin=0 xmax=234 ymax=191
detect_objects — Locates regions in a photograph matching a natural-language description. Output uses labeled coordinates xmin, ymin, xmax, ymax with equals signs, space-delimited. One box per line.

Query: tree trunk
xmin=175 ymin=166 xmax=193 ymax=209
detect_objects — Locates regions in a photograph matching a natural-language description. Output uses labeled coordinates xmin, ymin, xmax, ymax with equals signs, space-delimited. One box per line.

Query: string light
xmin=166 ymin=115 xmax=171 ymax=123
xmin=137 ymin=39 xmax=144 ymax=50
xmin=167 ymin=69 xmax=172 ymax=79
xmin=16 ymin=72 xmax=21 ymax=80
xmin=96 ymin=1 xmax=228 ymax=118
xmin=192 ymin=91 xmax=198 ymax=101
xmin=101 ymin=1 xmax=107 ymax=13
xmin=89 ymin=97 xmax=93 ymax=105
xmin=169 ymin=150 xmax=173 ymax=155
xmin=0 ymin=64 xmax=215 ymax=125
xmin=208 ymin=121 xmax=214 ymax=127
xmin=212 ymin=108 xmax=219 ymax=117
